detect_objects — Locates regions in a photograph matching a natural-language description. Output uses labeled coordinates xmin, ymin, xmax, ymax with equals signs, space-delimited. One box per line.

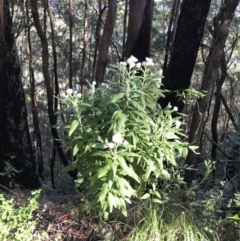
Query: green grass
xmin=125 ymin=202 xmax=217 ymax=241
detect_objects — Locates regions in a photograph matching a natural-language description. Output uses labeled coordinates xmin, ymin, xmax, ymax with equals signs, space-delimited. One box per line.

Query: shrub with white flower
xmin=119 ymin=61 xmax=127 ymax=67
xmin=76 ymin=93 xmax=82 ymax=98
xmin=66 ymin=88 xmax=73 ymax=95
xmin=55 ymin=57 xmax=198 ymax=220
xmin=173 ymin=106 xmax=178 ymax=112
xmin=126 ymin=55 xmax=139 ymax=69
xmin=112 ymin=133 xmax=123 ymax=144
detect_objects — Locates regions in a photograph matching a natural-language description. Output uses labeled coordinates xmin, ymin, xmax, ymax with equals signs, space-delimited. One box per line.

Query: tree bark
xmin=158 ymin=0 xmax=211 ymax=112
xmin=94 ymin=0 xmax=117 ymax=85
xmin=30 ymin=0 xmax=76 ymax=179
xmin=162 ymin=0 xmax=181 ymax=77
xmin=69 ymin=0 xmax=73 ymax=89
xmin=211 ymin=53 xmax=227 ymax=161
xmin=0 ymin=0 xmax=39 ymax=188
xmin=121 ymin=0 xmax=128 ymax=60
xmin=26 ymin=0 xmax=43 ymax=179
xmin=80 ymin=1 xmax=88 ymax=97
xmin=125 ymin=0 xmax=154 ymax=62
xmin=184 ymin=0 xmax=240 ymax=184
xmin=91 ymin=4 xmax=107 ymax=82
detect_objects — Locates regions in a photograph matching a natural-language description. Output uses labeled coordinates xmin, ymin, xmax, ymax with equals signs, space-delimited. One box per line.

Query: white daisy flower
xmin=112 ymin=133 xmax=123 ymax=144
xmin=66 ymin=88 xmax=73 ymax=95
xmin=120 ymin=61 xmax=127 ymax=67
xmin=107 ymin=142 xmax=115 ymax=149
xmin=127 ymin=55 xmax=138 ymax=64
xmin=173 ymin=106 xmax=178 ymax=112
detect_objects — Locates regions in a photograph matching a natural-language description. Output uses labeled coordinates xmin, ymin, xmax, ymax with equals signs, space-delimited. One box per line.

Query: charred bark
xmin=125 ymin=0 xmax=154 ymax=61
xmin=0 ymin=0 xmax=39 ymax=188
xmin=158 ymin=0 xmax=211 ymax=112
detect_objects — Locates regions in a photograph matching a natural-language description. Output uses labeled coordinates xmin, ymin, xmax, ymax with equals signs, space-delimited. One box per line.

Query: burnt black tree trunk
xmin=0 ymin=0 xmax=40 ymax=188
xmin=125 ymin=0 xmax=154 ymax=61
xmin=158 ymin=0 xmax=211 ymax=112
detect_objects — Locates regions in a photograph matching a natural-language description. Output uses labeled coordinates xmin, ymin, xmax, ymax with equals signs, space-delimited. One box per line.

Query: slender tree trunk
xmin=125 ymin=0 xmax=154 ymax=61
xmin=94 ymin=0 xmax=117 ymax=85
xmin=26 ymin=0 xmax=43 ymax=179
xmin=80 ymin=1 xmax=88 ymax=97
xmin=163 ymin=0 xmax=181 ymax=76
xmin=211 ymin=53 xmax=227 ymax=161
xmin=121 ymin=0 xmax=128 ymax=60
xmin=184 ymin=0 xmax=240 ymax=184
xmin=0 ymin=0 xmax=5 ymax=165
xmin=92 ymin=4 xmax=107 ymax=82
xmin=30 ymin=0 xmax=76 ymax=179
xmin=212 ymin=34 xmax=240 ymax=150
xmin=46 ymin=0 xmax=59 ymax=111
xmin=158 ymin=0 xmax=211 ymax=112
xmin=0 ymin=0 xmax=39 ymax=188
xmin=46 ymin=0 xmax=60 ymax=187
xmin=69 ymin=0 xmax=73 ymax=88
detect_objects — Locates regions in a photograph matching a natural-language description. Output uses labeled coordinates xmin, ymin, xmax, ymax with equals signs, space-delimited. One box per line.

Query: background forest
xmin=1 ymin=0 xmax=240 ymax=240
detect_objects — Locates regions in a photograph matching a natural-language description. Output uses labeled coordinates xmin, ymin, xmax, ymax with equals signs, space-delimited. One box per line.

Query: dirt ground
xmin=6 ymin=179 xmax=127 ymax=241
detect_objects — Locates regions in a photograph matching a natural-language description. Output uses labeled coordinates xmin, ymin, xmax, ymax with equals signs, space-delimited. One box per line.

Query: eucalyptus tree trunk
xmin=80 ymin=1 xmax=88 ymax=97
xmin=211 ymin=34 xmax=239 ymax=161
xmin=30 ymin=0 xmax=76 ymax=179
xmin=158 ymin=0 xmax=211 ymax=112
xmin=92 ymin=4 xmax=107 ymax=82
xmin=184 ymin=0 xmax=240 ymax=184
xmin=94 ymin=0 xmax=117 ymax=85
xmin=26 ymin=0 xmax=43 ymax=179
xmin=125 ymin=0 xmax=154 ymax=62
xmin=162 ymin=0 xmax=181 ymax=77
xmin=46 ymin=0 xmax=60 ymax=188
xmin=211 ymin=53 xmax=227 ymax=162
xmin=69 ymin=0 xmax=73 ymax=89
xmin=121 ymin=0 xmax=128 ymax=60
xmin=0 ymin=0 xmax=39 ymax=188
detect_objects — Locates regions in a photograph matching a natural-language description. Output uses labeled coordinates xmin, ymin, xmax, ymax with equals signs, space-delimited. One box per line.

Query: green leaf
xmin=91 ymin=143 xmax=106 ymax=149
xmin=144 ymin=161 xmax=156 ymax=180
xmin=61 ymin=164 xmax=76 ymax=173
xmin=152 ymin=198 xmax=163 ymax=204
xmin=73 ymin=145 xmax=79 ymax=156
xmin=165 ymin=132 xmax=179 ymax=139
xmin=109 ymin=93 xmax=125 ymax=103
xmin=108 ymin=192 xmax=117 ymax=211
xmin=91 ymin=151 xmax=111 ymax=158
xmin=108 ymin=164 xmax=117 ymax=189
xmin=116 ymin=112 xmax=127 ymax=132
xmin=131 ymin=100 xmax=145 ymax=112
xmin=69 ymin=120 xmax=79 ymax=136
xmin=97 ymin=166 xmax=110 ymax=179
xmin=120 ymin=152 xmax=139 ymax=158
xmin=141 ymin=193 xmax=150 ymax=200
xmin=117 ymin=155 xmax=140 ymax=183
xmin=230 ymin=214 xmax=240 ymax=221
xmin=189 ymin=145 xmax=200 ymax=154
xmin=98 ymin=183 xmax=109 ymax=203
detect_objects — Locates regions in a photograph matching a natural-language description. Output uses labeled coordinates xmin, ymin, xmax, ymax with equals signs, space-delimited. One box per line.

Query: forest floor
xmin=11 ymin=177 xmax=128 ymax=241
xmin=4 ymin=175 xmax=240 ymax=241
xmin=36 ymin=187 xmax=94 ymax=241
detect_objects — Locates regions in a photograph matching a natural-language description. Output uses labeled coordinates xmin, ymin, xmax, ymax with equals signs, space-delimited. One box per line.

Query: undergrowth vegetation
xmin=2 ymin=58 xmax=240 ymax=240
xmin=0 ymin=190 xmax=47 ymax=241
xmin=55 ymin=57 xmax=198 ymax=219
